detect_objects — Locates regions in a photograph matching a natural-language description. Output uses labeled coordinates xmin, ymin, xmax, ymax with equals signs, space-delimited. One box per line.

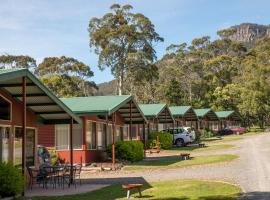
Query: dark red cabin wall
xmin=0 ymin=89 xmax=37 ymax=127
xmin=37 ymin=125 xmax=55 ymax=147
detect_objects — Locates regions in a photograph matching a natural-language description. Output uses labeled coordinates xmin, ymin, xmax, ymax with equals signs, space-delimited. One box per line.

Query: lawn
xmin=202 ymin=131 xmax=265 ymax=145
xmin=164 ymin=144 xmax=234 ymax=154
xmin=27 ymin=180 xmax=242 ymax=200
xmin=123 ymin=154 xmax=238 ymax=171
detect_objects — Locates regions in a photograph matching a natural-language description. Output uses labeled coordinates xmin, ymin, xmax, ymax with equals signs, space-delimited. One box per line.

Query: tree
xmin=0 ymin=55 xmax=36 ymax=70
xmin=88 ymin=4 xmax=163 ymax=95
xmin=236 ymin=37 xmax=270 ymax=128
xmin=36 ymin=56 xmax=97 ymax=97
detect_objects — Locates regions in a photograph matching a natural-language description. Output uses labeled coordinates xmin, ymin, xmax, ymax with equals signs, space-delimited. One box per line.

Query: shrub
xmin=106 ymin=141 xmax=144 ymax=162
xmin=49 ymin=150 xmax=60 ymax=166
xmin=194 ymin=129 xmax=201 ymax=143
xmin=148 ymin=131 xmax=173 ymax=149
xmin=200 ymin=129 xmax=215 ymax=138
xmin=0 ymin=162 xmax=24 ymax=197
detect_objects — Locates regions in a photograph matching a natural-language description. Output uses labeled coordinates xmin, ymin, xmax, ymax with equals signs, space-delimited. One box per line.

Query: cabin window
xmin=115 ymin=126 xmax=122 ymax=142
xmin=123 ymin=125 xmax=129 ymax=141
xmin=55 ymin=124 xmax=82 ymax=150
xmin=97 ymin=123 xmax=106 ymax=150
xmin=0 ymin=95 xmax=11 ymax=121
xmin=86 ymin=121 xmax=96 ymax=149
xmin=131 ymin=125 xmax=137 ymax=139
xmin=14 ymin=127 xmax=35 ymax=167
xmin=106 ymin=124 xmax=113 ymax=146
xmin=73 ymin=124 xmax=82 ymax=149
xmin=55 ymin=125 xmax=69 ymax=150
xmin=0 ymin=127 xmax=10 ymax=163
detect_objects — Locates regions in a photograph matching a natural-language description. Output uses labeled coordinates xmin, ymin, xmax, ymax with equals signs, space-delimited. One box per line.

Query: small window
xmin=55 ymin=125 xmax=69 ymax=150
xmin=0 ymin=95 xmax=11 ymax=121
xmin=86 ymin=121 xmax=97 ymax=150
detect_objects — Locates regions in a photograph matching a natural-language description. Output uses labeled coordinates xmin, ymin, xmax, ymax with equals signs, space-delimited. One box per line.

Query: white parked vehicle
xmin=162 ymin=127 xmax=196 ymax=147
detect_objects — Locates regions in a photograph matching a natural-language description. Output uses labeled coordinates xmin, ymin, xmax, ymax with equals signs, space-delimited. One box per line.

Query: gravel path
xmin=81 ymin=132 xmax=270 ymax=199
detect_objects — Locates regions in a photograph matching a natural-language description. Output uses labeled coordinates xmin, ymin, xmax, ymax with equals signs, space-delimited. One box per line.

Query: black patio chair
xmin=61 ymin=165 xmax=72 ymax=189
xmin=27 ymin=166 xmax=39 ymax=190
xmin=74 ymin=164 xmax=82 ymax=186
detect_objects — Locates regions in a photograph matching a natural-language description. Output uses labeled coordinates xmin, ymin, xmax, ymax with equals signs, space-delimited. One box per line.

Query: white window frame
xmin=55 ymin=124 xmax=83 ymax=151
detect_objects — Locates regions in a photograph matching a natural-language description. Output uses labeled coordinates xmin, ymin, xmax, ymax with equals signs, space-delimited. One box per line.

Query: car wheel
xmin=176 ymin=139 xmax=184 ymax=147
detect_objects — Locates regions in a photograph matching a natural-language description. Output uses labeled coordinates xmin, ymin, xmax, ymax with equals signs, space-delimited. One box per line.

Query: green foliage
xmin=49 ymin=150 xmax=60 ymax=166
xmin=36 ymin=56 xmax=97 ymax=97
xmin=106 ymin=141 xmax=144 ymax=162
xmin=199 ymin=129 xmax=215 ymax=138
xmin=148 ymin=132 xmax=173 ymax=149
xmin=0 ymin=55 xmax=36 ymax=69
xmin=88 ymin=4 xmax=163 ymax=95
xmin=0 ymin=162 xmax=24 ymax=197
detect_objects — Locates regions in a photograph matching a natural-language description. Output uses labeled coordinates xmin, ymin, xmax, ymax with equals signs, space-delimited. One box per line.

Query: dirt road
xmin=82 ymin=132 xmax=270 ymax=199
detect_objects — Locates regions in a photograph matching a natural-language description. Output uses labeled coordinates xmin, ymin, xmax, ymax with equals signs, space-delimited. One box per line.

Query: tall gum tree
xmin=36 ymin=56 xmax=96 ymax=97
xmin=88 ymin=4 xmax=163 ymax=95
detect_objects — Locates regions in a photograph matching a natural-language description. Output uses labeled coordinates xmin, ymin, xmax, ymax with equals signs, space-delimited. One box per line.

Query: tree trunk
xmin=118 ymin=76 xmax=122 ymax=95
xmin=118 ymin=71 xmax=124 ymax=96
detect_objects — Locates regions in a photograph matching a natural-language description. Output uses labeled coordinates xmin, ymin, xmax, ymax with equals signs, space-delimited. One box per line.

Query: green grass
xmin=164 ymin=144 xmax=234 ymax=154
xmin=25 ymin=180 xmax=242 ymax=200
xmin=202 ymin=131 xmax=265 ymax=144
xmin=123 ymin=154 xmax=238 ymax=171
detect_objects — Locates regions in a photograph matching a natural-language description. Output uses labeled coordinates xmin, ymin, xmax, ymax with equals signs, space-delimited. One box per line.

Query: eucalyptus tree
xmin=36 ymin=56 xmax=96 ymax=97
xmin=88 ymin=4 xmax=163 ymax=95
xmin=0 ymin=55 xmax=36 ymax=70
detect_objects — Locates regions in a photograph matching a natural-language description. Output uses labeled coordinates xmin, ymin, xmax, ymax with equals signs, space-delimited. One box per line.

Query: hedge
xmin=148 ymin=131 xmax=173 ymax=149
xmin=106 ymin=141 xmax=144 ymax=162
xmin=0 ymin=162 xmax=24 ymax=198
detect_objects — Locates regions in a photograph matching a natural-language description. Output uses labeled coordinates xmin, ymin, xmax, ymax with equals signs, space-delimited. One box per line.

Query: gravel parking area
xmin=81 ymin=132 xmax=270 ymax=200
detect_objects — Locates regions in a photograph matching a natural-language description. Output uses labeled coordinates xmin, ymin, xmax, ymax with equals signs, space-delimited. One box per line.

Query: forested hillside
xmin=97 ymin=24 xmax=270 ymax=127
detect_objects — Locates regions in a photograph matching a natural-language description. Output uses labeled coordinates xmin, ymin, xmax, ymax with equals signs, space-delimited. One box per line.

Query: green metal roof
xmin=169 ymin=106 xmax=192 ymax=117
xmin=0 ymin=68 xmax=82 ymax=124
xmin=194 ymin=108 xmax=212 ymax=117
xmin=194 ymin=108 xmax=219 ymax=120
xmin=215 ymin=111 xmax=234 ymax=118
xmin=138 ymin=104 xmax=167 ymax=117
xmin=60 ymin=95 xmax=147 ymax=124
xmin=60 ymin=95 xmax=133 ymax=115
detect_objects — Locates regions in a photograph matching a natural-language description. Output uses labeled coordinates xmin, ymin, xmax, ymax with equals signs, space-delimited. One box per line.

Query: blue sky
xmin=1 ymin=0 xmax=270 ymax=83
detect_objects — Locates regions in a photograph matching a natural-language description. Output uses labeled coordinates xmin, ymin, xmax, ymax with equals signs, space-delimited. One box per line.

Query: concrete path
xmin=81 ymin=132 xmax=270 ymax=199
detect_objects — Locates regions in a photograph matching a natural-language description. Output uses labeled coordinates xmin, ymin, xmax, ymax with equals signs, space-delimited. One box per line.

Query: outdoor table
xmin=122 ymin=184 xmax=143 ymax=199
xmin=42 ymin=165 xmax=65 ymax=188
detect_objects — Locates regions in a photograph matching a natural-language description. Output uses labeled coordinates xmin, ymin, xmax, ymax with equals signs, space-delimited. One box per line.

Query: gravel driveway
xmin=82 ymin=132 xmax=270 ymax=200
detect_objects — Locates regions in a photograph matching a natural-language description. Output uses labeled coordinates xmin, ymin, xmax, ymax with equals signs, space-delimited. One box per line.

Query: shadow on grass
xmin=169 ymin=145 xmax=204 ymax=152
xmin=25 ymin=177 xmax=152 ymax=200
xmin=129 ymin=155 xmax=187 ymax=167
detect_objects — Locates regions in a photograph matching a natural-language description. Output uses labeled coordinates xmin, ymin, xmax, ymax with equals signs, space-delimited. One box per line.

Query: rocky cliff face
xmin=229 ymin=23 xmax=270 ymax=43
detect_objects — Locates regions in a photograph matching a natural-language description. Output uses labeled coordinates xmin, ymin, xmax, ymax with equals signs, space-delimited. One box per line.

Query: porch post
xmin=129 ymin=101 xmax=132 ymax=140
xmin=143 ymin=123 xmax=146 ymax=148
xmin=106 ymin=114 xmax=108 ymax=145
xmin=69 ymin=118 xmax=74 ymax=184
xmin=156 ymin=118 xmax=159 ymax=132
xmin=22 ymin=76 xmax=26 ymax=195
xmin=112 ymin=112 xmax=116 ymax=167
xmin=165 ymin=109 xmax=167 ymax=130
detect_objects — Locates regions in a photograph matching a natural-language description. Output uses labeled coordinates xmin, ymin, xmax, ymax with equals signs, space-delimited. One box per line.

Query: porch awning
xmin=0 ymin=68 xmax=81 ymax=124
xmin=60 ymin=95 xmax=147 ymax=124
xmin=139 ymin=104 xmax=175 ymax=124
xmin=169 ymin=106 xmax=197 ymax=121
xmin=215 ymin=111 xmax=241 ymax=121
xmin=194 ymin=108 xmax=219 ymax=121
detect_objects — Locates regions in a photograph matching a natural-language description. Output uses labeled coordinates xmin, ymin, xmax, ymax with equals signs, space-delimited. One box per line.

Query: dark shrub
xmin=106 ymin=141 xmax=144 ymax=162
xmin=200 ymin=129 xmax=215 ymax=138
xmin=148 ymin=131 xmax=173 ymax=149
xmin=0 ymin=162 xmax=24 ymax=197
